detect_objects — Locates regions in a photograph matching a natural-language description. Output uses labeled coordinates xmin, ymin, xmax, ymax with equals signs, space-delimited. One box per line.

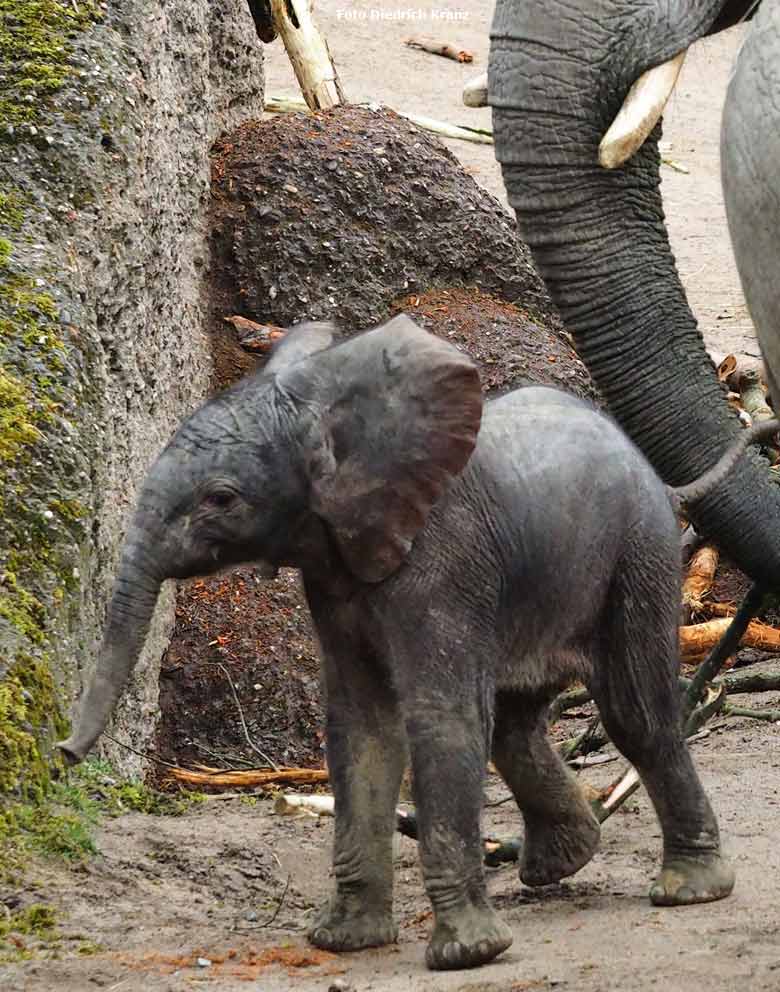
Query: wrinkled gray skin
xmin=59 ymin=317 xmax=733 ymax=971
xmin=722 ymin=1 xmax=780 ymax=405
xmin=490 ymin=0 xmax=780 ymax=589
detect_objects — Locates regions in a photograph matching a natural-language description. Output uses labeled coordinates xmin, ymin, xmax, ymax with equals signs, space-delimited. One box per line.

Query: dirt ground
xmin=7 ymin=7 xmax=780 ymax=992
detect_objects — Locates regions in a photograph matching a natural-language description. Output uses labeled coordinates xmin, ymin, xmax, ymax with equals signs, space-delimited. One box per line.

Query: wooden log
xmin=709 ymin=351 xmax=766 ymax=392
xmin=738 ymin=370 xmax=778 ymax=464
xmin=268 ymin=0 xmax=345 ymax=110
xmin=463 ymin=72 xmax=488 ymax=107
xmin=740 ymin=368 xmax=775 ymax=425
xmin=681 ymin=544 xmax=719 ymax=620
xmin=223 ymin=315 xmax=285 ymax=353
xmin=405 ymin=38 xmax=474 ymax=63
xmin=166 ymin=766 xmax=329 ymax=788
xmin=680 ymin=616 xmax=780 ymax=662
xmin=700 ymin=601 xmax=737 ymax=618
xmin=724 ymin=704 xmax=780 ymax=722
xmin=680 ymin=669 xmax=780 ymax=695
xmin=548 ymin=685 xmax=591 ymax=722
xmin=275 ymin=794 xmax=334 ymax=817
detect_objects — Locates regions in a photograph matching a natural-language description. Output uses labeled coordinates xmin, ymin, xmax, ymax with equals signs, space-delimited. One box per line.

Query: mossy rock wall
xmin=0 ymin=0 xmax=265 ymax=792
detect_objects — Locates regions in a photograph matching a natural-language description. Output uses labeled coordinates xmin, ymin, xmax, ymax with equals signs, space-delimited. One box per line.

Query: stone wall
xmin=0 ymin=0 xmax=265 ymax=786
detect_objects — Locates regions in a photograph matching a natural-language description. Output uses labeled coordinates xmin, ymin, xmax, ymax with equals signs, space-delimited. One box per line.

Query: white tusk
xmin=599 ymin=51 xmax=687 ymax=169
xmin=463 ymin=72 xmax=488 ymax=107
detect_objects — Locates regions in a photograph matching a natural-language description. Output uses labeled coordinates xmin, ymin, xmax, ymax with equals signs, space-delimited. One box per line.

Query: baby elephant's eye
xmin=204 ymin=490 xmax=236 ymax=509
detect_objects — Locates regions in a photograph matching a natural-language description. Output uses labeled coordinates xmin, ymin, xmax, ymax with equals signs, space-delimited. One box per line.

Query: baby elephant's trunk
xmin=672 ymin=419 xmax=780 ymax=511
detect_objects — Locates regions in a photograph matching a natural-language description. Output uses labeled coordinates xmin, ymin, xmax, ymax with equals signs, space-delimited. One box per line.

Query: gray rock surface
xmin=0 ymin=0 xmax=265 ymax=779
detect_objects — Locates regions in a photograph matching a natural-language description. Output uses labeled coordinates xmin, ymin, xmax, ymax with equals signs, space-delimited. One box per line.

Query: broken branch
xmin=223 ymin=315 xmax=285 ymax=353
xmin=264 ymin=94 xmax=495 ymax=145
xmin=217 ymin=662 xmax=280 ymax=771
xmin=268 ymin=0 xmax=345 ymax=110
xmin=166 ymin=766 xmax=329 ymax=788
xmin=275 ymin=793 xmax=334 ymax=817
xmin=680 ymin=615 xmax=780 ymax=662
xmin=723 ymin=704 xmax=780 ymax=722
xmin=681 ymin=544 xmax=719 ymax=621
xmin=739 ymin=367 xmax=775 ymax=425
xmin=405 ymin=38 xmax=474 ymax=62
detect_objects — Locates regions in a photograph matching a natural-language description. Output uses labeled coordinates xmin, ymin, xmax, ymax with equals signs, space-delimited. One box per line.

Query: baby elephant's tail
xmin=671 ymin=419 xmax=780 ymax=511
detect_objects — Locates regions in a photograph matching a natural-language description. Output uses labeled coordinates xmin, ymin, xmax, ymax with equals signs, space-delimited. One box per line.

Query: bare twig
xmin=264 ymin=94 xmax=495 ymax=144
xmin=189 ymin=740 xmax=257 ymax=768
xmin=217 ymin=662 xmax=280 ymax=771
xmin=102 ymin=733 xmax=182 ymax=771
xmin=232 ymin=873 xmax=292 ymax=932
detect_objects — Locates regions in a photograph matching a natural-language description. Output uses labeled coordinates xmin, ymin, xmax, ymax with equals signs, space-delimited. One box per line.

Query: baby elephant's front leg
xmin=406 ymin=699 xmax=512 ymax=970
xmin=308 ymin=649 xmax=406 ymax=952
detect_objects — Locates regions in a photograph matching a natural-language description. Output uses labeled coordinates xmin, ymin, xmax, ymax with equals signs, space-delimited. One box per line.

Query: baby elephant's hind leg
xmin=590 ymin=553 xmax=734 ymax=906
xmin=492 ymin=691 xmax=600 ymax=887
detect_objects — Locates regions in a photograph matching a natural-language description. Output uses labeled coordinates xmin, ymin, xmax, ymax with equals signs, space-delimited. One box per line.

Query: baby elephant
xmin=59 ymin=316 xmax=734 ymax=970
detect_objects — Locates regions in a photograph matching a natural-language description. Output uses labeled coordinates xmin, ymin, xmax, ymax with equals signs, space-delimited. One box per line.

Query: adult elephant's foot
xmin=649 ymin=854 xmax=735 ymax=906
xmin=520 ymin=802 xmax=601 ymax=887
xmin=308 ymin=894 xmax=397 ymax=951
xmin=426 ymin=903 xmax=513 ymax=971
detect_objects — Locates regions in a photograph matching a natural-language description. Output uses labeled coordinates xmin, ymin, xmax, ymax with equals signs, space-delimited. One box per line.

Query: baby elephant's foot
xmin=520 ymin=802 xmax=601 ymax=887
xmin=650 ymin=853 xmax=735 ymax=906
xmin=426 ymin=903 xmax=512 ymax=971
xmin=309 ymin=895 xmax=397 ymax=952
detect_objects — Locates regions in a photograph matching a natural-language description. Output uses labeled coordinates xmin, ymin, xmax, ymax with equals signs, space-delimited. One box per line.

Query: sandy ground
xmin=261 ymin=0 xmax=755 ymax=358
xmin=6 ymin=6 xmax=780 ymax=992
xmin=8 ymin=710 xmax=780 ymax=992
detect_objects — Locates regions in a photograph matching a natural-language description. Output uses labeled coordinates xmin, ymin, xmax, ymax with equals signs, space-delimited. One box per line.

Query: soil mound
xmin=206 ymin=104 xmax=558 ymax=387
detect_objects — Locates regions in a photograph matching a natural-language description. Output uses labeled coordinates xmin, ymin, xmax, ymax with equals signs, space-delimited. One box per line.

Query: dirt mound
xmin=206 ymin=104 xmax=558 ymax=388
xmin=393 ymin=287 xmax=597 ymax=402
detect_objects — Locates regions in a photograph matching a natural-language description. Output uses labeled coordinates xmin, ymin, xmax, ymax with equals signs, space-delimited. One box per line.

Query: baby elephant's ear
xmin=265 ymin=321 xmax=336 ymax=374
xmin=288 ymin=314 xmax=483 ymax=583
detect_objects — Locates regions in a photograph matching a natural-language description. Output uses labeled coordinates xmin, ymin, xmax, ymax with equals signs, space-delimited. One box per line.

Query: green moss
xmin=0 ymin=4 xmax=105 ymax=814
xmin=0 ymin=0 xmax=104 ymax=130
xmin=0 ymin=903 xmax=59 ymax=962
xmin=0 ymin=366 xmax=42 ymax=461
xmin=0 ymin=759 xmax=206 ymax=883
xmin=0 ymin=655 xmax=65 ymax=797
xmin=0 ymin=191 xmax=27 ymax=230
xmin=5 ymin=801 xmax=97 ymax=861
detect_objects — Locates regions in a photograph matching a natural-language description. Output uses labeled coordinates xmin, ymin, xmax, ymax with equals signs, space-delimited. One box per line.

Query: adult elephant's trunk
xmin=490 ymin=0 xmax=780 ymax=587
xmin=58 ymin=513 xmax=164 ymax=764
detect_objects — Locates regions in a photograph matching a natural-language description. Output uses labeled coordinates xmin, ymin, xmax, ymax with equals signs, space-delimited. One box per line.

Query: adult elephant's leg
xmin=722 ymin=0 xmax=780 ymax=402
xmin=492 ymin=690 xmax=600 ymax=887
xmin=396 ymin=635 xmax=512 ymax=970
xmin=306 ymin=600 xmax=407 ymax=952
xmin=490 ymin=0 xmax=780 ymax=588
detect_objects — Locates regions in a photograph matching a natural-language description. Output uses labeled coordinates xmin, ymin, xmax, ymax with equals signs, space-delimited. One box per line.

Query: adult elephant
xmin=489 ymin=0 xmax=780 ymax=588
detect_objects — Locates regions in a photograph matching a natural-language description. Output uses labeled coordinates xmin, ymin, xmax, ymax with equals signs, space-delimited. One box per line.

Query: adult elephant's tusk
xmin=599 ymin=51 xmax=687 ymax=169
xmin=463 ymin=72 xmax=488 ymax=107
